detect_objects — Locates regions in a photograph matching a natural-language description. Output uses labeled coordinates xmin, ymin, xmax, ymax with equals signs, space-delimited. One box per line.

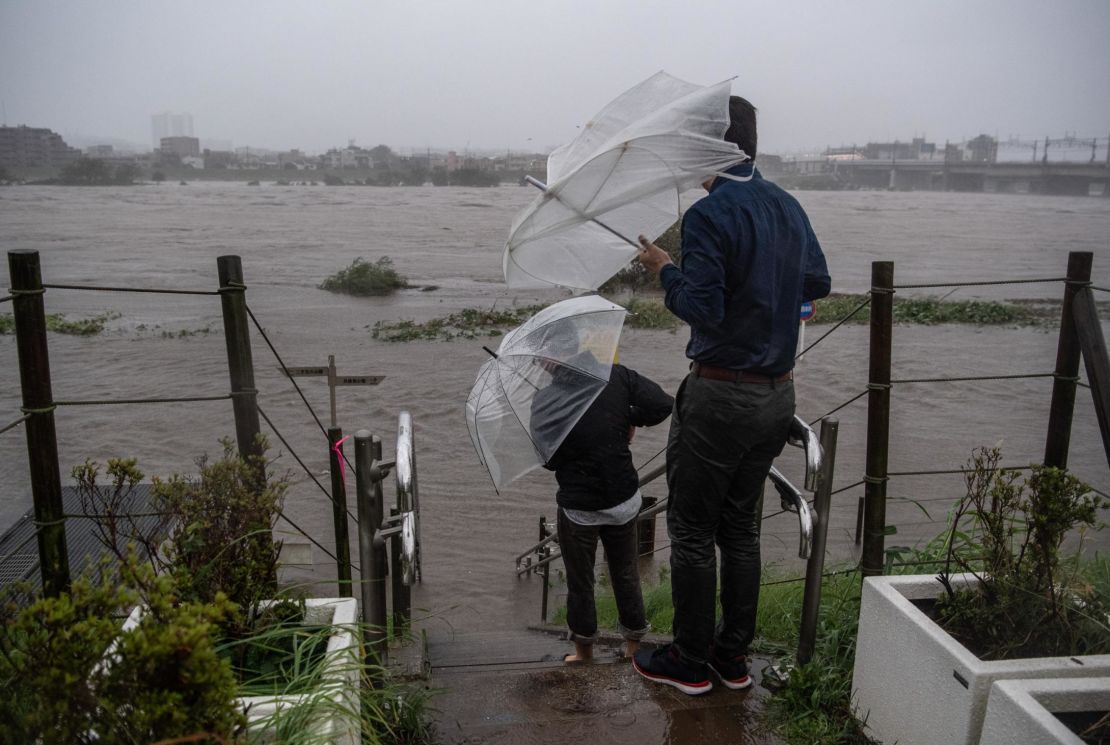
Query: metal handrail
xmin=395 ymin=411 xmax=420 ymax=584
xmin=515 ymin=414 xmax=824 ymax=571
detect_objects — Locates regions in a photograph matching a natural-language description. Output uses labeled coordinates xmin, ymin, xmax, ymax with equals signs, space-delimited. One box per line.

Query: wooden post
xmin=1071 ymin=281 xmax=1110 ymax=468
xmin=355 ymin=430 xmax=387 ymax=678
xmin=8 ymin=250 xmax=69 ymax=597
xmin=328 ymin=426 xmax=352 ymax=596
xmin=1045 ymin=252 xmax=1092 ymax=469
xmin=798 ymin=418 xmax=839 ymax=665
xmin=862 ymin=261 xmax=893 ymax=578
xmin=216 ymin=256 xmax=263 ymax=470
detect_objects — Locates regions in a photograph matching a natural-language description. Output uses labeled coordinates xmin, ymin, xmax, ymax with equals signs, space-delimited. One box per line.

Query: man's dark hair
xmin=724 ymin=96 xmax=757 ymax=160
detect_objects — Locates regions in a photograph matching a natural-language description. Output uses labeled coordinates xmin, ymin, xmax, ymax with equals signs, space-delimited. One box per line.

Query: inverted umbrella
xmin=465 ymin=295 xmax=627 ymax=490
xmin=503 ymin=71 xmax=749 ymax=291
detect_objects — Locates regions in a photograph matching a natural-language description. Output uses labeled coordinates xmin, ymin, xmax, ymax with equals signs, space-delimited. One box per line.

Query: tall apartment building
xmin=0 ymin=125 xmax=82 ymax=170
xmin=151 ymin=112 xmax=194 ymax=149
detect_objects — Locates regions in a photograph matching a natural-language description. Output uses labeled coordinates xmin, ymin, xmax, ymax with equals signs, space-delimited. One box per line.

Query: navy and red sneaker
xmin=632 ymin=644 xmax=713 ymax=696
xmin=708 ymin=649 xmax=753 ymax=690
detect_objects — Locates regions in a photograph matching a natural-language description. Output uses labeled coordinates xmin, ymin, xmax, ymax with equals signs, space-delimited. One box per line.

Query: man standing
xmin=632 ymin=96 xmax=831 ymax=695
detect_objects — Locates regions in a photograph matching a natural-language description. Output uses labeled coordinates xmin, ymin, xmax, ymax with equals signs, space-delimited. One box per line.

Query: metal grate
xmin=0 ymin=485 xmax=169 ymax=597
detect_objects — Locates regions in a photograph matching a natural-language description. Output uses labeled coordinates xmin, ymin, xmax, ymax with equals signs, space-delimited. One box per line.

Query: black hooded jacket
xmin=540 ymin=363 xmax=673 ymax=512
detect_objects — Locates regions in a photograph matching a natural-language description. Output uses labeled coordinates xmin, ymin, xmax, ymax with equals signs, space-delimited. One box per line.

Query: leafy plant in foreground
xmin=935 ymin=446 xmax=1108 ymax=660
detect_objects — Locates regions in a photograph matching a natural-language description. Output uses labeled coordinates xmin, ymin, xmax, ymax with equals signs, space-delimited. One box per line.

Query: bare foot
xmin=564 ymin=641 xmax=593 ymax=663
xmin=622 ymin=640 xmax=640 ymax=658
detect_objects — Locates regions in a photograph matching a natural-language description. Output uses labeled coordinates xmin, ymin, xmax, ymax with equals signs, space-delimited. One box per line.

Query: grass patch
xmin=0 ymin=311 xmax=120 ymax=336
xmin=371 ymin=304 xmax=544 ymax=342
xmin=624 ymin=297 xmax=682 ymax=330
xmin=320 ymin=256 xmax=410 ymax=296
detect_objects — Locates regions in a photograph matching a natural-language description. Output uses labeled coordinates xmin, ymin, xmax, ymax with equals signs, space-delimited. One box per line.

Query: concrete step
xmin=422 ymin=628 xmax=788 ymax=745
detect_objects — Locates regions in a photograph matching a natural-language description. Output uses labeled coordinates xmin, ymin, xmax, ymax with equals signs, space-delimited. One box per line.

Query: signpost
xmin=798 ymin=301 xmax=817 ymax=363
xmin=281 ymin=355 xmax=384 ymax=595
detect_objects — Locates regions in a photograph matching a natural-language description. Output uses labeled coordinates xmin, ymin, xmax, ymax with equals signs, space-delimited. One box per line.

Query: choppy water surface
xmin=1 ymin=183 xmax=1108 ymax=632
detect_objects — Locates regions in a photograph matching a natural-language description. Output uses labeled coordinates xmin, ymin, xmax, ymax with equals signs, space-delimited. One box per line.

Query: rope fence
xmin=256 ymin=405 xmax=360 ymax=528
xmin=40 ymin=283 xmax=220 ymax=296
xmin=893 ymin=277 xmax=1066 ymax=290
xmin=796 ymin=295 xmax=870 ymax=359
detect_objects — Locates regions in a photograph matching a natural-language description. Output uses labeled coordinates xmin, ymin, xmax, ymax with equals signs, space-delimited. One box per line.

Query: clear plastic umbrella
xmin=503 ymin=71 xmax=749 ymax=291
xmin=465 ymin=295 xmax=627 ymax=490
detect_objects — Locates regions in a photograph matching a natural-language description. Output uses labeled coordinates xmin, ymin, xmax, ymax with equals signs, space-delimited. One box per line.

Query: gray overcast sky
xmin=2 ymin=0 xmax=1108 ymax=155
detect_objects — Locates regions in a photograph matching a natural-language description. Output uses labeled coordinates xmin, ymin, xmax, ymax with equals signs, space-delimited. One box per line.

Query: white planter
xmin=979 ymin=678 xmax=1110 ymax=745
xmin=851 ymin=574 xmax=1110 ymax=745
xmin=123 ymin=597 xmax=360 ymax=745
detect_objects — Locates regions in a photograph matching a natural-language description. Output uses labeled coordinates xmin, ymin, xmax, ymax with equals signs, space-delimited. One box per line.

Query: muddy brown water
xmin=1 ymin=183 xmax=1108 ymax=637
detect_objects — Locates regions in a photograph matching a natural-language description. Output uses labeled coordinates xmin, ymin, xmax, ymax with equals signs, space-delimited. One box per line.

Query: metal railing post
xmin=355 ymin=430 xmax=388 ymax=677
xmin=637 ymin=495 xmax=657 ymax=555
xmin=798 ymin=418 xmax=839 ymax=665
xmin=1045 ymin=251 xmax=1092 ymax=468
xmin=216 ymin=256 xmax=263 ymax=471
xmin=8 ymin=250 xmax=69 ymax=597
xmin=539 ymin=515 xmax=550 ymax=623
xmin=862 ymin=261 xmax=893 ymax=578
xmin=328 ymin=426 xmax=352 ymax=596
xmin=389 ymin=506 xmax=411 ymax=637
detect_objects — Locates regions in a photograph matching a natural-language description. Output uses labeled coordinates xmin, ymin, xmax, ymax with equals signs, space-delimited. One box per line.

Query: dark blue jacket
xmin=660 ymin=164 xmax=831 ymax=375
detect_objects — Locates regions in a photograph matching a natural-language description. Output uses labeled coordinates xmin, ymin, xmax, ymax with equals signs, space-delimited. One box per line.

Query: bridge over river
xmin=799 ymin=158 xmax=1110 ymax=196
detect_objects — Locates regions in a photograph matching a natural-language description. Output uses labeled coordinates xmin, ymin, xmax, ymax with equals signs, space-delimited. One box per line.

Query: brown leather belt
xmin=691 ymin=362 xmax=793 ymax=384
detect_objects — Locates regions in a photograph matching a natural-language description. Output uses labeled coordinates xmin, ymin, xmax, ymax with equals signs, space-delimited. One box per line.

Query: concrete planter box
xmin=851 ymin=574 xmax=1110 ymax=745
xmin=124 ymin=597 xmax=360 ymax=745
xmin=979 ymin=678 xmax=1110 ymax=745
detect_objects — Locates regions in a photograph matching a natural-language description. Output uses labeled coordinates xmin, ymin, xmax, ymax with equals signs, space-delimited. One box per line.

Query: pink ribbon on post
xmin=332 ymin=434 xmax=351 ymax=489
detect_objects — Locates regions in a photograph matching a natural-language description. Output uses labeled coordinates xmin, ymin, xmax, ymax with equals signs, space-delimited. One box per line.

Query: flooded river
xmin=1 ymin=183 xmax=1108 ymax=633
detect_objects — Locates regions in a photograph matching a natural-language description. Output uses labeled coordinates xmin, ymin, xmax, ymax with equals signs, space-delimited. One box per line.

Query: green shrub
xmin=623 ymin=297 xmax=681 ymax=330
xmin=935 ymin=447 xmax=1109 ymax=660
xmin=0 ymin=560 xmax=247 ymax=744
xmin=320 ymin=257 xmax=409 ymax=296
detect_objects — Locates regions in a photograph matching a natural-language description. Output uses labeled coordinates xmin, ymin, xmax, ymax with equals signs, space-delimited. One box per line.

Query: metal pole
xmin=355 ymin=430 xmax=387 ymax=677
xmin=8 ymin=250 xmax=69 ymax=597
xmin=328 ymin=426 xmax=352 ymax=596
xmin=1045 ymin=252 xmax=1092 ymax=469
xmin=798 ymin=418 xmax=839 ymax=665
xmin=862 ymin=261 xmax=893 ymax=578
xmin=389 ymin=506 xmax=411 ymax=637
xmin=539 ymin=515 xmax=550 ymax=623
xmin=637 ymin=496 xmax=658 ymax=555
xmin=216 ymin=256 xmax=263 ymax=471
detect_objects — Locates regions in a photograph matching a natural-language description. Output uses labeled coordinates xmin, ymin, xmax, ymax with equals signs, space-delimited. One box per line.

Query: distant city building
xmin=86 ymin=144 xmax=114 ymax=157
xmin=0 ymin=125 xmax=82 ymax=169
xmin=150 ymin=112 xmax=194 ymax=149
xmin=160 ymin=136 xmax=201 ymax=158
xmin=861 ymin=137 xmax=937 ymax=161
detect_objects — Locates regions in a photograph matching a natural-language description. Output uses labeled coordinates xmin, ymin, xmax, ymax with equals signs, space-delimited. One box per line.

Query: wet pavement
xmin=418 ymin=629 xmax=787 ymax=745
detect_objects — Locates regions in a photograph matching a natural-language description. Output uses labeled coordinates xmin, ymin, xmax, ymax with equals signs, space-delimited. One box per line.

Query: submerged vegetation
xmin=371 ymin=304 xmax=544 ymax=341
xmin=0 ymin=311 xmax=121 ymax=336
xmin=369 ymin=290 xmax=1067 ymax=344
xmin=320 ymin=256 xmax=410 ymax=296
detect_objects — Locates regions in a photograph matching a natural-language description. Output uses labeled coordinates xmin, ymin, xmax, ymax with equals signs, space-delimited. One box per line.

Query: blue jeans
xmin=666 ymin=373 xmax=794 ymax=666
xmin=557 ymin=508 xmax=648 ymax=644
